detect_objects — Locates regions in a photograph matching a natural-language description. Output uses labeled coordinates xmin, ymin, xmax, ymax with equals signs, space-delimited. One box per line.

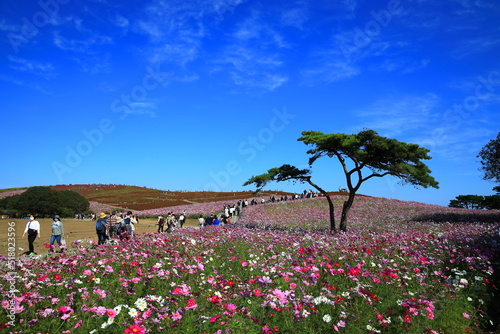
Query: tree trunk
xmin=339 ymin=193 xmax=355 ymax=232
xmin=325 ymin=195 xmax=336 ymax=232
xmin=305 ymin=178 xmax=336 ymax=232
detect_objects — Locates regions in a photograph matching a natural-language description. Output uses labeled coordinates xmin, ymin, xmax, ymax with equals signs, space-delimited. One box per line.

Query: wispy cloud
xmin=0 ymin=74 xmax=52 ymax=95
xmin=8 ymin=56 xmax=55 ymax=78
xmin=451 ymin=37 xmax=500 ymax=59
xmin=53 ymin=31 xmax=113 ymax=53
xmin=354 ymin=94 xmax=440 ymax=137
xmin=214 ymin=9 xmax=291 ymax=92
xmin=378 ymin=58 xmax=430 ymax=74
xmin=124 ymin=101 xmax=158 ymax=117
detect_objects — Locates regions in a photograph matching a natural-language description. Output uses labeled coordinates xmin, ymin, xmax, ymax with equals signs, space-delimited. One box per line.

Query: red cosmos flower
xmin=253 ymin=288 xmax=261 ymax=297
xmin=298 ymin=247 xmax=305 ymax=254
xmin=210 ymin=295 xmax=221 ymax=304
xmin=348 ymin=268 xmax=361 ymax=276
xmin=53 ymin=274 xmax=62 ymax=281
xmin=404 ymin=314 xmax=411 ymax=323
xmin=209 ymin=315 xmax=221 ymax=323
xmin=186 ymin=298 xmax=197 ymax=309
xmin=388 ymin=272 xmax=399 ymax=279
xmin=130 ymin=261 xmax=139 ymax=267
xmin=124 ymin=323 xmax=146 ymax=334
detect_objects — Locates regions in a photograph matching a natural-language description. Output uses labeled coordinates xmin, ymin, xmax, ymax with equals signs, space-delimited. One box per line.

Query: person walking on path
xmin=108 ymin=211 xmax=118 ymax=238
xmin=22 ymin=215 xmax=40 ymax=255
xmin=122 ymin=211 xmax=137 ymax=238
xmin=50 ymin=215 xmax=65 ymax=253
xmin=96 ymin=212 xmax=108 ymax=245
xmin=157 ymin=215 xmax=165 ymax=233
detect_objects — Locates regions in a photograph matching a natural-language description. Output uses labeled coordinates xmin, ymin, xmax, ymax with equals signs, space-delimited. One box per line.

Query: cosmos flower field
xmin=1 ymin=196 xmax=499 ymax=333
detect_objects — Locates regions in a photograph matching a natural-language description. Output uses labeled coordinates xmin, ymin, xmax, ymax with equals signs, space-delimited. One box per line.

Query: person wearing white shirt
xmin=22 ymin=215 xmax=40 ymax=255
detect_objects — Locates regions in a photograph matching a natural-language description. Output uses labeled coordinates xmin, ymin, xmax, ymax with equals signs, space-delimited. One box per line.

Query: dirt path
xmin=0 ymin=218 xmax=201 ymax=257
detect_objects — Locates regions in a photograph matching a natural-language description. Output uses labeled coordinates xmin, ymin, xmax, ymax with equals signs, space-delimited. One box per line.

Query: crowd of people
xmin=156 ymin=211 xmax=187 ymax=233
xmin=21 ymin=190 xmax=319 ymax=255
xmin=95 ymin=211 xmax=139 ymax=244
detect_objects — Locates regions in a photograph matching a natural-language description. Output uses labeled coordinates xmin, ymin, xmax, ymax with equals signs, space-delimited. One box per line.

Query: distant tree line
xmin=448 ymin=189 xmax=500 ymax=210
xmin=450 ymin=131 xmax=500 ymax=210
xmin=0 ymin=186 xmax=89 ymax=218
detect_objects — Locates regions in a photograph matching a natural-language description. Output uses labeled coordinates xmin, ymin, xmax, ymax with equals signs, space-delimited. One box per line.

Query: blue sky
xmin=1 ymin=0 xmax=499 ymax=206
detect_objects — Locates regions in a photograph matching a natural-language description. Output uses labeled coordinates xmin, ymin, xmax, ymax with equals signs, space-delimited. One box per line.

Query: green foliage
xmin=0 ymin=186 xmax=89 ymax=217
xmin=482 ymin=194 xmax=500 ymax=210
xmin=243 ymin=165 xmax=312 ymax=190
xmin=449 ymin=194 xmax=500 ymax=210
xmin=449 ymin=195 xmax=487 ymax=209
xmin=299 ymin=129 xmax=439 ymax=189
xmin=478 ymin=131 xmax=500 ymax=183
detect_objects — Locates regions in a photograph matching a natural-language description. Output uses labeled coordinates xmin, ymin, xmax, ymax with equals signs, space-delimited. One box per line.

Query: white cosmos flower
xmin=135 ymin=298 xmax=148 ymax=311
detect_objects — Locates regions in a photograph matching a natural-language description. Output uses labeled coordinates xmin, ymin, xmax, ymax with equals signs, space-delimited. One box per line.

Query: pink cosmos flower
xmin=95 ymin=306 xmax=107 ymax=315
xmin=107 ymin=309 xmax=117 ymax=318
xmin=58 ymin=306 xmax=74 ymax=320
xmin=210 ymin=315 xmax=222 ymax=323
xmin=224 ymin=303 xmax=237 ymax=312
xmin=124 ymin=323 xmax=146 ymax=334
xmin=74 ymin=320 xmax=83 ymax=328
xmin=172 ymin=311 xmax=182 ymax=321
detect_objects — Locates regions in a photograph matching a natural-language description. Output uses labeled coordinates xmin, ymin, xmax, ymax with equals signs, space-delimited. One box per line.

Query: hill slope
xmin=1 ymin=184 xmax=299 ymax=211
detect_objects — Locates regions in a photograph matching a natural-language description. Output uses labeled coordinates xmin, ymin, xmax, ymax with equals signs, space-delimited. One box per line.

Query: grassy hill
xmin=1 ymin=184 xmax=303 ymax=211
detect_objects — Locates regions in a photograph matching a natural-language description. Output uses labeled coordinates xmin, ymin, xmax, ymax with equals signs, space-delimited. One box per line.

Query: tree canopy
xmin=478 ymin=131 xmax=500 ymax=183
xmin=0 ymin=186 xmax=89 ymax=217
xmin=449 ymin=195 xmax=486 ymax=210
xmin=244 ymin=129 xmax=439 ymax=232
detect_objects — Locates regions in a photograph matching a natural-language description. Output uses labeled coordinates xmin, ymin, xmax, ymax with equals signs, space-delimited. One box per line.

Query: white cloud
xmin=8 ymin=56 xmax=55 ymax=78
xmin=124 ymin=101 xmax=158 ymax=117
xmin=354 ymin=94 xmax=440 ymax=137
xmin=53 ymin=31 xmax=113 ymax=53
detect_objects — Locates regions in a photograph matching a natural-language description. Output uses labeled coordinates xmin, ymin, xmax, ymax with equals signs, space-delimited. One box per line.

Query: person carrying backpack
xmin=96 ymin=212 xmax=108 ymax=245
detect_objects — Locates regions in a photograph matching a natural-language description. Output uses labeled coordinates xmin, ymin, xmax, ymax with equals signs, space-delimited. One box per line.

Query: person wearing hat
xmin=96 ymin=212 xmax=108 ymax=245
xmin=49 ymin=215 xmax=65 ymax=253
